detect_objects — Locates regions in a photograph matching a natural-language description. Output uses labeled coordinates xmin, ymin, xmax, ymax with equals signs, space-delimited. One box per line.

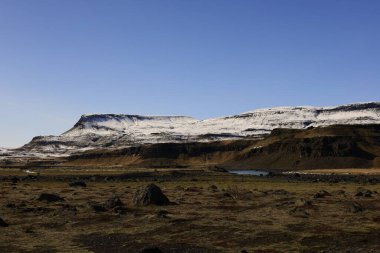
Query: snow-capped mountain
xmin=18 ymin=102 xmax=380 ymax=156
xmin=0 ymin=148 xmax=8 ymax=155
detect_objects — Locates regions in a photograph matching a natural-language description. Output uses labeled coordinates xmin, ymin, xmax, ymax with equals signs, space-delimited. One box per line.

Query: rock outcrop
xmin=133 ymin=184 xmax=171 ymax=206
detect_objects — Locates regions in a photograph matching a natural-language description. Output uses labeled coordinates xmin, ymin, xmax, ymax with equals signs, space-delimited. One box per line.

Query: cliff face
xmin=20 ymin=102 xmax=380 ymax=156
xmin=61 ymin=124 xmax=380 ymax=170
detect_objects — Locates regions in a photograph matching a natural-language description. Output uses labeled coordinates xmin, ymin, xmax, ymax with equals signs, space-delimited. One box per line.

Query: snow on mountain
xmin=63 ymin=114 xmax=198 ymax=137
xmin=0 ymin=148 xmax=8 ymax=155
xmin=19 ymin=102 xmax=380 ymax=156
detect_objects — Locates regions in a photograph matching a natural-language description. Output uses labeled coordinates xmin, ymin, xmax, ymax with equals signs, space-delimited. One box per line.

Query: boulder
xmin=155 ymin=210 xmax=170 ymax=218
xmin=89 ymin=196 xmax=125 ymax=213
xmin=104 ymin=196 xmax=123 ymax=209
xmin=333 ymin=190 xmax=346 ymax=195
xmin=295 ymin=198 xmax=313 ymax=208
xmin=290 ymin=207 xmax=310 ymax=218
xmin=37 ymin=193 xmax=64 ymax=202
xmin=222 ymin=192 xmax=232 ymax=198
xmin=208 ymin=185 xmax=218 ymax=192
xmin=105 ymin=196 xmax=124 ymax=213
xmin=10 ymin=177 xmax=20 ymax=184
xmin=90 ymin=204 xmax=107 ymax=212
xmin=140 ymin=247 xmax=163 ymax=253
xmin=355 ymin=188 xmax=372 ymax=197
xmin=133 ymin=184 xmax=170 ymax=206
xmin=0 ymin=217 xmax=8 ymax=227
xmin=314 ymin=190 xmax=331 ymax=199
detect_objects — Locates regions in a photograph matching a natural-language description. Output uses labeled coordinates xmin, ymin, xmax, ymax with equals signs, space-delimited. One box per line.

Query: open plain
xmin=0 ymin=168 xmax=379 ymax=253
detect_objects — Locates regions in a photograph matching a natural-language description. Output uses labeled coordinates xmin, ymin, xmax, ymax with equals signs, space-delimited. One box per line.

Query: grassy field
xmin=0 ymin=168 xmax=379 ymax=252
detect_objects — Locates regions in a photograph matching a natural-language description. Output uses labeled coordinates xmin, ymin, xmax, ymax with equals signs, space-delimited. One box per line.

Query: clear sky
xmin=1 ymin=0 xmax=379 ymax=147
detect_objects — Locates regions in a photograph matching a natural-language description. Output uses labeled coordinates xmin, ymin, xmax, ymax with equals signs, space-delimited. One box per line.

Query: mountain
xmin=0 ymin=148 xmax=8 ymax=155
xmin=17 ymin=102 xmax=380 ymax=157
xmin=58 ymin=124 xmax=380 ymax=170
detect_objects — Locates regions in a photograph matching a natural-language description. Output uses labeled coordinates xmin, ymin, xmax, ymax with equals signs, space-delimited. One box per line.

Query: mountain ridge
xmin=56 ymin=124 xmax=380 ymax=170
xmin=2 ymin=102 xmax=380 ymax=159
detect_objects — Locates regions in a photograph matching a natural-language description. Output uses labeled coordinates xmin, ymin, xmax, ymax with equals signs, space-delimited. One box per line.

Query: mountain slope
xmin=62 ymin=124 xmax=380 ymax=170
xmin=18 ymin=102 xmax=380 ymax=156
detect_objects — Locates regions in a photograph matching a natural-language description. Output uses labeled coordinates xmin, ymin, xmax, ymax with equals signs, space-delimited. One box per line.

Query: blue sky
xmin=1 ymin=0 xmax=379 ymax=147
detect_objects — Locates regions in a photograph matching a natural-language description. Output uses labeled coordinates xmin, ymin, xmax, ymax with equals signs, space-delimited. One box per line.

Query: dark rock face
xmin=37 ymin=193 xmax=64 ymax=202
xmin=133 ymin=184 xmax=170 ymax=206
xmin=69 ymin=181 xmax=87 ymax=187
xmin=54 ymin=124 xmax=380 ymax=171
xmin=0 ymin=217 xmax=8 ymax=227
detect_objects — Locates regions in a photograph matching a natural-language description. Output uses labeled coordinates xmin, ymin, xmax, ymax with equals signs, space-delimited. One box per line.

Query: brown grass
xmin=0 ymin=169 xmax=379 ymax=252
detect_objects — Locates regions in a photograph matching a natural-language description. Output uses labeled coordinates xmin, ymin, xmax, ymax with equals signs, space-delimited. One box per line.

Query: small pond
xmin=229 ymin=170 xmax=269 ymax=176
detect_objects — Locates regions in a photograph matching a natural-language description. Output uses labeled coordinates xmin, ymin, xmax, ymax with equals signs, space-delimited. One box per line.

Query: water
xmin=229 ymin=170 xmax=269 ymax=176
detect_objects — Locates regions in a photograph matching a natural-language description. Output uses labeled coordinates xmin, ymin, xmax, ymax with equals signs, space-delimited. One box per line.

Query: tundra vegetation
xmin=0 ymin=168 xmax=379 ymax=252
